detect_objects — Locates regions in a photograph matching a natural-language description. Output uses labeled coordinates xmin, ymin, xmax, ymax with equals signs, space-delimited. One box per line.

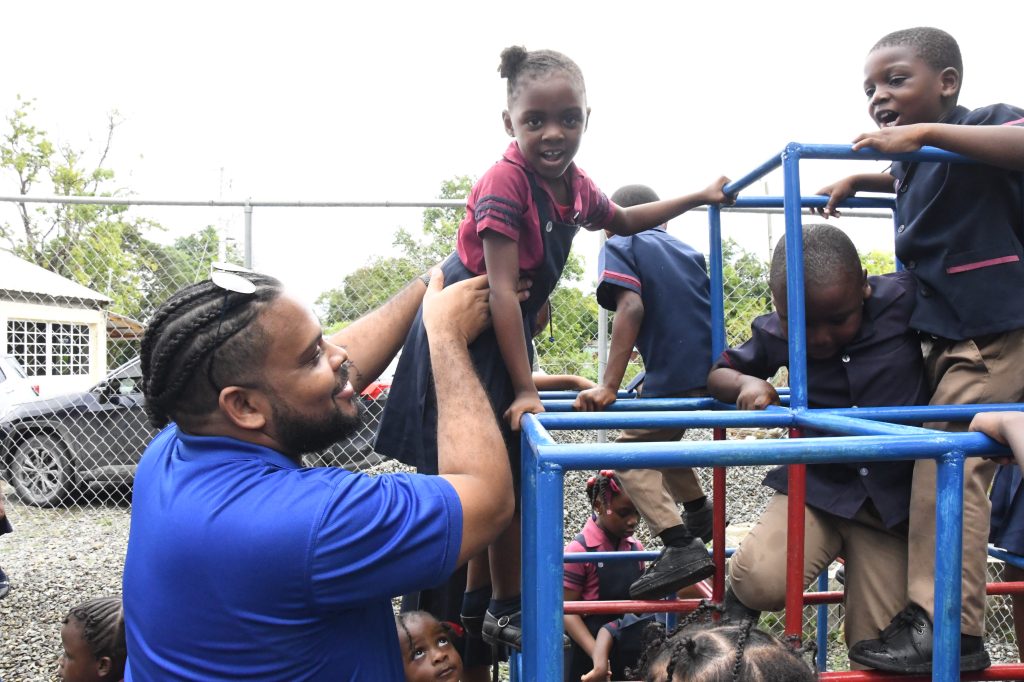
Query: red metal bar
xmin=987 ymin=580 xmax=1024 ymax=595
xmin=712 ymin=427 xmax=727 ymax=605
xmin=785 ymin=427 xmax=807 ymax=643
xmin=564 ymin=598 xmax=703 ymax=615
xmin=820 ymin=664 xmax=1024 ymax=681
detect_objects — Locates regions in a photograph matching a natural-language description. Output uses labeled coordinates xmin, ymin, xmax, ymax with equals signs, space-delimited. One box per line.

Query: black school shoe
xmin=683 ymin=498 xmax=715 ymax=544
xmin=0 ymin=566 xmax=9 ymax=600
xmin=628 ymin=538 xmax=715 ymax=600
xmin=848 ymin=603 xmax=991 ymax=673
xmin=481 ymin=609 xmax=570 ymax=651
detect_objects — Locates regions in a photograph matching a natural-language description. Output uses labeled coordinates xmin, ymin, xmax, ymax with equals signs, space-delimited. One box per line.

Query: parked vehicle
xmin=0 ymin=354 xmax=40 ymax=418
xmin=0 ymin=357 xmax=390 ymax=507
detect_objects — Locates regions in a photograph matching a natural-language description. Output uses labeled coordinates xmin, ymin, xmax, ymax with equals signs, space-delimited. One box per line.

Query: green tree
xmin=0 ymin=98 xmax=160 ymax=319
xmin=722 ymin=238 xmax=772 ymax=346
xmin=860 ymin=249 xmax=896 ymax=276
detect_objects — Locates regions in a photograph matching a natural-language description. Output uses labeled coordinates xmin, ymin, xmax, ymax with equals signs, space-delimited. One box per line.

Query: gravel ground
xmin=1 ymin=428 xmax=1019 ymax=680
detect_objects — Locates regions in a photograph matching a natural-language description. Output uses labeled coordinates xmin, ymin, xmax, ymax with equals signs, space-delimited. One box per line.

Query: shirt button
xmin=920 ymin=287 xmax=931 ymax=297
xmin=841 ymin=354 xmax=851 ymax=363
xmin=859 ymin=467 xmax=869 ymax=476
xmin=897 ymin=224 xmax=906 ymax=233
xmin=545 ymin=221 xmax=553 ymax=233
xmin=905 ymin=260 xmax=916 ymax=269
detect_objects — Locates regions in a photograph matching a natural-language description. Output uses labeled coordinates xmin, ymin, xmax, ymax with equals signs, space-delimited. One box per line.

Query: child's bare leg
xmin=489 ymin=511 xmax=521 ymax=599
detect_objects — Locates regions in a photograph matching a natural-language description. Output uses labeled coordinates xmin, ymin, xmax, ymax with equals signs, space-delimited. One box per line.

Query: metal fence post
xmin=244 ymin=200 xmax=253 ymax=268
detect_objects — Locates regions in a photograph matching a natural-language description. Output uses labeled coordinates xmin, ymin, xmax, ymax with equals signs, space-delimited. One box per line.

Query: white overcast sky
xmin=2 ymin=1 xmax=1021 ymax=304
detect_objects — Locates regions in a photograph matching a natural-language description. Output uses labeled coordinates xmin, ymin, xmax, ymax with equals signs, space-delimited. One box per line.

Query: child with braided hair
xmin=564 ymin=470 xmax=650 ymax=681
xmin=58 ymin=596 xmax=126 ymax=682
xmin=396 ymin=611 xmax=465 ymax=682
xmin=632 ymin=602 xmax=817 ymax=682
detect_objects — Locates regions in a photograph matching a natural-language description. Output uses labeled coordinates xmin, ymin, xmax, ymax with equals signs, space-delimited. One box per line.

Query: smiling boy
xmin=816 ymin=26 xmax=1024 ymax=673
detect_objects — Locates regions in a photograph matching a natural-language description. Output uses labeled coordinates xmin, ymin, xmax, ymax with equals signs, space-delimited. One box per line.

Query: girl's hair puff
xmin=498 ymin=45 xmax=586 ymax=106
xmin=586 ymin=469 xmax=624 ymax=510
xmin=63 ymin=596 xmax=127 ymax=678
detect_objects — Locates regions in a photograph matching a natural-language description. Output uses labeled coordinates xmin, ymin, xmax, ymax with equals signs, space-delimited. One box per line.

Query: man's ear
xmin=861 ymin=268 xmax=873 ymax=300
xmin=502 ymin=110 xmax=514 ymax=137
xmin=939 ymin=67 xmax=961 ymax=100
xmin=96 ymin=655 xmax=112 ymax=678
xmin=584 ymin=106 xmax=592 ymax=132
xmin=218 ymin=386 xmax=269 ymax=431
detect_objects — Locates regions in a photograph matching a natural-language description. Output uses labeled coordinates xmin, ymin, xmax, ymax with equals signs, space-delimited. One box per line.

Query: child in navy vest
xmin=816 ymin=26 xmax=1024 ymax=673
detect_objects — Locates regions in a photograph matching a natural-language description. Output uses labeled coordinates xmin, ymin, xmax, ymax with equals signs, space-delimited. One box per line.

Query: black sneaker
xmin=0 ymin=566 xmax=9 ymax=600
xmin=683 ymin=498 xmax=715 ymax=544
xmin=628 ymin=538 xmax=715 ymax=600
xmin=848 ymin=603 xmax=990 ymax=673
xmin=721 ymin=587 xmax=760 ymax=625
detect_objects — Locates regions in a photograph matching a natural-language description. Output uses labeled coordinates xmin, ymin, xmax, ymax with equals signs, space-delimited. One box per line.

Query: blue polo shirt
xmin=596 ymin=228 xmax=712 ymax=396
xmin=893 ymin=103 xmax=1024 ymax=339
xmin=123 ymin=426 xmax=462 ymax=681
xmin=712 ymin=272 xmax=927 ymax=527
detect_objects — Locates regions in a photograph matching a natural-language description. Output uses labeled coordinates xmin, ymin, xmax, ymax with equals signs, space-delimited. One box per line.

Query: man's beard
xmin=271 ymin=393 xmax=364 ymax=457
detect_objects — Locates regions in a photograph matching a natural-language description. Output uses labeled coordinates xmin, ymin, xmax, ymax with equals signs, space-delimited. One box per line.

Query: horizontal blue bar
xmin=988 ymin=545 xmax=1024 ymax=570
xmin=794 ymin=412 xmax=934 ymax=436
xmin=533 ymin=431 xmax=1006 ymax=470
xmin=732 ymin=195 xmax=894 ymax=210
xmin=789 ymin=143 xmax=973 ymax=164
xmin=820 ymin=403 xmax=1024 ymax=424
xmin=536 ymin=409 xmax=794 ymax=429
xmin=542 ymin=397 xmax=720 ymax=413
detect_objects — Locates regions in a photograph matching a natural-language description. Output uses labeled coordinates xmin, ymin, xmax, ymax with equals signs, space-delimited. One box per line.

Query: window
xmin=7 ymin=320 xmax=91 ymax=377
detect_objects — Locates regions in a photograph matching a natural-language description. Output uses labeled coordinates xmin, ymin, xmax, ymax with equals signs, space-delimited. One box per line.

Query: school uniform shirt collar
xmin=581 ymin=514 xmax=637 ymax=551
xmin=502 ymin=141 xmax=586 ymax=218
xmin=758 ymin=273 xmax=907 ymax=349
xmin=173 ymin=425 xmax=301 ymax=470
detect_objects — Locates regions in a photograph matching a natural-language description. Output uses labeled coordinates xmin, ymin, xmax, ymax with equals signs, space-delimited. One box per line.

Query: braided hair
xmin=63 ymin=596 xmax=126 ymax=679
xmin=586 ymin=469 xmax=625 ymax=511
xmin=140 ymin=274 xmax=283 ymax=428
xmin=632 ymin=602 xmax=817 ymax=681
xmin=498 ymin=45 xmax=586 ymax=107
xmin=395 ymin=611 xmax=464 ymax=654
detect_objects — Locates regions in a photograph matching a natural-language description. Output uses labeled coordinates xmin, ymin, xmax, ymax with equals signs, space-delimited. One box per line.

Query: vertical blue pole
xmin=933 ymin=451 xmax=965 ymax=681
xmin=781 ymin=145 xmax=808 ymax=411
xmin=816 ymin=571 xmax=828 ymax=671
xmin=708 ymin=203 xmax=727 ymax=360
xmin=521 ymin=420 xmax=565 ymax=681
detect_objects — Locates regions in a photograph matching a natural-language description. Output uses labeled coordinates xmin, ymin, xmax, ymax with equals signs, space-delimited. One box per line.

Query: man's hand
xmin=422 ymin=271 xmax=490 ymax=344
xmin=574 ymin=385 xmax=618 ymax=412
xmin=505 ymin=388 xmax=544 ymax=431
xmin=421 ymin=270 xmax=532 ymax=345
xmin=736 ymin=379 xmax=780 ymax=411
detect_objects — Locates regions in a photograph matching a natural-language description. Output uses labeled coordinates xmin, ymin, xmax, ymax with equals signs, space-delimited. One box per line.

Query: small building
xmin=0 ymin=250 xmax=110 ymax=397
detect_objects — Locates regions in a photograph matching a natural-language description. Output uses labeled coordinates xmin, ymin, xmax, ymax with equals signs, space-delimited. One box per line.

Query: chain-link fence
xmin=1 ymin=194 xmax=1021 ymax=679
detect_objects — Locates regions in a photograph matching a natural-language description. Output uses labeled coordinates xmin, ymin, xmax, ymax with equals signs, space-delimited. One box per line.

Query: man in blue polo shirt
xmin=574 ymin=184 xmax=716 ymax=600
xmin=122 ymin=268 xmax=515 ymax=681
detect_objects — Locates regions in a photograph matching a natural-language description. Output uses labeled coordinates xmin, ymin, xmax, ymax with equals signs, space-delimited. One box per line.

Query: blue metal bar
xmin=782 ymin=144 xmax=808 ymax=411
xmin=724 ymin=152 xmax=783 ymax=195
xmin=541 ymin=397 xmax=722 ymax=413
xmin=708 ymin=203 xmax=727 ymax=359
xmin=732 ymin=195 xmax=894 ymax=210
xmin=818 ymin=403 xmax=1024 ymax=425
xmin=521 ymin=414 xmax=565 ymax=681
xmin=792 ymin=412 xmax=936 ymax=436
xmin=816 ymin=571 xmax=829 ymax=671
xmin=790 ymin=143 xmax=973 ymax=164
xmin=933 ymin=451 xmax=965 ymax=680
xmin=537 ymin=408 xmax=793 ymax=430
xmin=533 ymin=431 xmax=1003 ymax=471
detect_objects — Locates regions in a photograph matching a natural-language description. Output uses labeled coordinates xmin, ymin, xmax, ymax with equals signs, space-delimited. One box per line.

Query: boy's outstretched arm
xmin=852 ymin=122 xmax=1024 ymax=171
xmin=970 ymin=411 xmax=1024 ymax=468
xmin=707 ymin=366 xmax=780 ymax=410
xmin=814 ymin=173 xmax=896 ymax=219
xmin=574 ymin=288 xmax=643 ymax=411
xmin=605 ymin=176 xmax=732 ymax=236
xmin=581 ymin=627 xmax=614 ymax=682
xmin=534 ymin=372 xmax=595 ymax=392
